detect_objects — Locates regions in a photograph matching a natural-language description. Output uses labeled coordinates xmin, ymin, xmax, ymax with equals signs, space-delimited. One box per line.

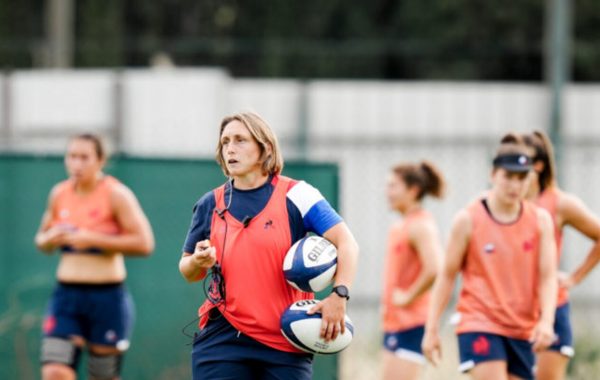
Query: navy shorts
xmin=192 ymin=309 xmax=313 ymax=380
xmin=43 ymin=282 xmax=134 ymax=350
xmin=383 ymin=325 xmax=425 ymax=364
xmin=458 ymin=332 xmax=534 ymax=379
xmin=548 ymin=303 xmax=574 ymax=357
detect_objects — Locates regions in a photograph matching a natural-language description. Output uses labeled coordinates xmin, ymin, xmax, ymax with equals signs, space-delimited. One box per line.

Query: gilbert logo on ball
xmin=280 ymin=299 xmax=354 ymax=354
xmin=283 ymin=236 xmax=337 ymax=292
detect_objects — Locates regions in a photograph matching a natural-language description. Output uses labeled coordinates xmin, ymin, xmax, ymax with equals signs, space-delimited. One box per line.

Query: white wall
xmin=307 ymin=81 xmax=550 ymax=140
xmin=5 ymin=70 xmax=600 ymax=153
xmin=8 ymin=70 xmax=116 ymax=151
xmin=120 ymin=68 xmax=228 ymax=157
xmin=227 ymin=79 xmax=303 ymax=144
xmin=564 ymin=85 xmax=600 ymax=138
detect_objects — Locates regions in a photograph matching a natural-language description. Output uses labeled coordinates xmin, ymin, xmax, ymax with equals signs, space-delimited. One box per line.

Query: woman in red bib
xmin=381 ymin=161 xmax=445 ymax=380
xmin=523 ymin=131 xmax=600 ymax=380
xmin=422 ymin=134 xmax=558 ymax=380
xmin=179 ymin=112 xmax=359 ymax=380
xmin=35 ymin=134 xmax=154 ymax=380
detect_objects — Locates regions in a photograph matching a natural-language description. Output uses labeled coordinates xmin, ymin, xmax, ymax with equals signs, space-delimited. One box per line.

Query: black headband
xmin=492 ymin=154 xmax=532 ymax=172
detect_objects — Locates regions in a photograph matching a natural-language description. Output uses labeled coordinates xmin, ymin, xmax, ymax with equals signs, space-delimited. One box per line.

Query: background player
xmin=422 ymin=134 xmax=557 ymax=380
xmin=35 ymin=133 xmax=154 ymax=380
xmin=523 ymin=130 xmax=600 ymax=380
xmin=381 ymin=161 xmax=445 ymax=380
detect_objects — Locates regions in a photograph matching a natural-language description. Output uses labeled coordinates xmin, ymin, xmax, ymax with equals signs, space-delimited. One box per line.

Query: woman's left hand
xmin=307 ymin=294 xmax=346 ymax=341
xmin=62 ymin=229 xmax=96 ymax=250
xmin=392 ymin=288 xmax=412 ymax=307
xmin=530 ymin=319 xmax=556 ymax=352
xmin=558 ymin=271 xmax=575 ymax=289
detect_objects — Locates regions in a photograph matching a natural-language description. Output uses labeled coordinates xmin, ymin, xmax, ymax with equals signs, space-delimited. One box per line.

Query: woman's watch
xmin=332 ymin=285 xmax=350 ymax=300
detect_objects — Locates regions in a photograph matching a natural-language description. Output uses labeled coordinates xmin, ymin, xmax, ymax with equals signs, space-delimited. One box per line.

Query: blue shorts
xmin=458 ymin=332 xmax=534 ymax=380
xmin=43 ymin=282 xmax=134 ymax=349
xmin=548 ymin=303 xmax=574 ymax=357
xmin=192 ymin=309 xmax=313 ymax=380
xmin=383 ymin=325 xmax=425 ymax=364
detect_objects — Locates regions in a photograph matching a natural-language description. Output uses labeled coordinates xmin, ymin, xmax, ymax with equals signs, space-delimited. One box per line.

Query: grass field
xmin=340 ymin=306 xmax=600 ymax=380
xmin=340 ymin=328 xmax=468 ymax=380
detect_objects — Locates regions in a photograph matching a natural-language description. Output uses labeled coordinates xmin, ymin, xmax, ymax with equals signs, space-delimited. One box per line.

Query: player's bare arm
xmin=308 ymin=222 xmax=359 ymax=341
xmin=393 ymin=218 xmax=441 ymax=307
xmin=179 ymin=239 xmax=217 ymax=282
xmin=35 ymin=185 xmax=68 ymax=253
xmin=557 ymin=193 xmax=600 ymax=288
xmin=423 ymin=209 xmax=471 ymax=366
xmin=531 ymin=207 xmax=558 ymax=352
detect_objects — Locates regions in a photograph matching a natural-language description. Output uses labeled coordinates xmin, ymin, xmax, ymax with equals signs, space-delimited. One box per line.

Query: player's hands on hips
xmin=307 ymin=295 xmax=346 ymax=341
xmin=392 ymin=288 xmax=412 ymax=307
xmin=530 ymin=319 xmax=555 ymax=352
xmin=558 ymin=271 xmax=575 ymax=290
xmin=193 ymin=240 xmax=216 ymax=269
xmin=422 ymin=328 xmax=442 ymax=366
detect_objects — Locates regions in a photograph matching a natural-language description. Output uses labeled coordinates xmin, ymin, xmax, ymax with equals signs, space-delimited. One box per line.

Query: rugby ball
xmin=283 ymin=236 xmax=337 ymax=292
xmin=280 ymin=299 xmax=354 ymax=354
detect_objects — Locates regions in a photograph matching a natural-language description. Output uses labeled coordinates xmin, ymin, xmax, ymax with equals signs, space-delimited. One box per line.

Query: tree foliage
xmin=0 ymin=0 xmax=599 ymax=81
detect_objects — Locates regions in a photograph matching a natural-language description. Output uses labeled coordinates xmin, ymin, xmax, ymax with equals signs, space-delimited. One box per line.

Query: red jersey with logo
xmin=536 ymin=187 xmax=567 ymax=305
xmin=382 ymin=210 xmax=432 ymax=332
xmin=199 ymin=175 xmax=312 ymax=353
xmin=456 ymin=199 xmax=541 ymax=340
xmin=50 ymin=176 xmax=121 ymax=237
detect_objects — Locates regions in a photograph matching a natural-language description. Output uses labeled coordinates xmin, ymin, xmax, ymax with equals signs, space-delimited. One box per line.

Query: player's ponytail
xmin=419 ymin=161 xmax=446 ymax=199
xmin=393 ymin=161 xmax=446 ymax=201
xmin=523 ymin=130 xmax=557 ymax=191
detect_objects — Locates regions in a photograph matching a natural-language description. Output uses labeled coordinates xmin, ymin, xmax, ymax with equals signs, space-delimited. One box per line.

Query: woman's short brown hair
xmin=215 ymin=112 xmax=284 ymax=177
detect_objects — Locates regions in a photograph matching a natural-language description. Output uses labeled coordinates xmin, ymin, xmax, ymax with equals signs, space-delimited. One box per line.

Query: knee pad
xmin=88 ymin=352 xmax=122 ymax=380
xmin=40 ymin=337 xmax=81 ymax=369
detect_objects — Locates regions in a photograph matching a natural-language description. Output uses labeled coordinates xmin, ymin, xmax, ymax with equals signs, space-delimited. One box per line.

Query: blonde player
xmin=179 ymin=112 xmax=359 ymax=380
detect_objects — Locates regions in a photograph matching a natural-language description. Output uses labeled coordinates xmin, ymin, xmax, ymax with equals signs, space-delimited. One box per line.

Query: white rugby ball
xmin=283 ymin=236 xmax=337 ymax=292
xmin=280 ymin=299 xmax=354 ymax=354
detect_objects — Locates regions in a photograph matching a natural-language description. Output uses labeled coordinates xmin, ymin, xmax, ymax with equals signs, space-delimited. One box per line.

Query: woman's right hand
xmin=192 ymin=240 xmax=217 ymax=269
xmin=422 ymin=328 xmax=442 ymax=366
xmin=36 ymin=225 xmax=73 ymax=252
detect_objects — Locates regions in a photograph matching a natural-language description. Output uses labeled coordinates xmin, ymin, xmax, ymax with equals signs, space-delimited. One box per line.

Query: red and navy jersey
xmin=183 ymin=175 xmax=342 ymax=253
xmin=182 ymin=175 xmax=343 ymax=352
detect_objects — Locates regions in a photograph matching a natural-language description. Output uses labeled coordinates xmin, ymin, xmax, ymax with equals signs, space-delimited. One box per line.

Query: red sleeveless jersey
xmin=536 ymin=187 xmax=567 ymax=305
xmin=456 ymin=199 xmax=541 ymax=340
xmin=50 ymin=176 xmax=120 ymax=235
xmin=382 ymin=210 xmax=432 ymax=332
xmin=198 ymin=175 xmax=312 ymax=353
